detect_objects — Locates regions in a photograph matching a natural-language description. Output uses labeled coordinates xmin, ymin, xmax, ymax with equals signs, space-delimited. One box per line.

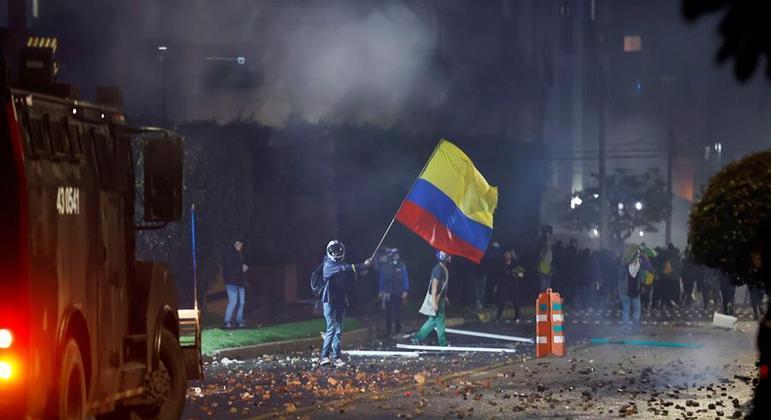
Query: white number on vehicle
xmin=56 ymin=187 xmax=80 ymax=215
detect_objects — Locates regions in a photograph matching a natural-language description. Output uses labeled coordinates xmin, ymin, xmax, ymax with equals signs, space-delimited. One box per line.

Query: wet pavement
xmin=183 ymin=307 xmax=759 ymax=419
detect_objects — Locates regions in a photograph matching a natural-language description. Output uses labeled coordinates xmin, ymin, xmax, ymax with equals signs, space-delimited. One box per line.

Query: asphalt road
xmin=183 ymin=308 xmax=760 ymax=419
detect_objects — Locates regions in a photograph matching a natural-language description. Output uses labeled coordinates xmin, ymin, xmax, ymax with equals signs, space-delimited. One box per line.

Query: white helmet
xmin=326 ymin=240 xmax=345 ymax=261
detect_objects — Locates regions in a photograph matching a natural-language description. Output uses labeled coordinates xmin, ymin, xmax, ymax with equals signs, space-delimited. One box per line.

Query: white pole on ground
xmin=444 ymin=328 xmax=534 ymax=343
xmin=396 ymin=343 xmax=517 ymax=353
xmin=343 ymin=350 xmax=421 ymax=357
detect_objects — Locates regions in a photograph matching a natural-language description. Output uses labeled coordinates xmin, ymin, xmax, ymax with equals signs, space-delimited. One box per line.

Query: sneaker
xmin=334 ymin=358 xmax=346 ymax=368
xmin=237 ymin=322 xmax=247 ymax=329
xmin=223 ymin=322 xmax=233 ymax=330
xmin=319 ymin=357 xmax=331 ymax=366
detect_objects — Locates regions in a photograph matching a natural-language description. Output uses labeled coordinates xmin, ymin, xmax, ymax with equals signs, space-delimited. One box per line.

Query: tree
xmin=688 ymin=149 xmax=771 ymax=285
xmin=682 ymin=0 xmax=771 ymax=82
xmin=137 ymin=120 xmax=272 ymax=310
xmin=559 ymin=169 xmax=671 ymax=250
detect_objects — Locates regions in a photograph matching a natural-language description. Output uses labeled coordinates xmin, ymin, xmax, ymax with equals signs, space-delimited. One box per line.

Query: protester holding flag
xmin=412 ymin=251 xmax=451 ymax=346
xmin=319 ymin=240 xmax=372 ymax=368
xmin=369 ymin=139 xmax=497 ymax=345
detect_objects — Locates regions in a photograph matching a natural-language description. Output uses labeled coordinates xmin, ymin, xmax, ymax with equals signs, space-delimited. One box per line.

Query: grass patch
xmin=202 ymin=318 xmax=362 ymax=355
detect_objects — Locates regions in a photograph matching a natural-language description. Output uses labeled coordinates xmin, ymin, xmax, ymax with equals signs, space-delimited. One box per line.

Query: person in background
xmin=653 ymin=260 xmax=680 ymax=309
xmin=747 ymin=247 xmax=766 ymax=320
xmin=598 ymin=250 xmax=620 ymax=310
xmin=551 ymin=240 xmax=566 ymax=293
xmin=718 ymin=270 xmax=736 ymax=316
xmin=698 ymin=267 xmax=720 ymax=311
xmin=319 ymin=240 xmax=372 ymax=368
xmin=537 ymin=232 xmax=553 ymax=291
xmin=223 ymin=240 xmax=248 ymax=329
xmin=377 ymin=248 xmax=409 ymax=338
xmin=493 ymin=249 xmax=524 ymax=322
xmin=681 ymin=253 xmax=701 ymax=306
xmin=477 ymin=241 xmax=501 ymax=309
xmin=749 ymin=284 xmax=766 ymax=321
xmin=412 ymin=251 xmax=451 ymax=346
xmin=562 ymin=239 xmax=579 ymax=305
xmin=750 ymin=241 xmax=770 ymax=418
xmin=619 ymin=247 xmax=644 ymax=332
xmin=574 ymin=248 xmax=593 ymax=309
xmin=588 ymin=250 xmax=603 ymax=310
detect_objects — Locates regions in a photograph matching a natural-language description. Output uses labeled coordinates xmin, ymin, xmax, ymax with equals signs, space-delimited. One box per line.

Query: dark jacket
xmin=493 ymin=261 xmax=516 ymax=304
xmin=618 ymin=262 xmax=644 ymax=297
xmin=378 ymin=261 xmax=409 ymax=295
xmin=322 ymin=257 xmax=366 ymax=306
xmin=223 ymin=248 xmax=245 ymax=287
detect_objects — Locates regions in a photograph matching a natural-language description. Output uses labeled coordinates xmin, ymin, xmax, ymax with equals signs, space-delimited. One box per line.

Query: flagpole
xmin=369 ymin=139 xmax=445 ymax=260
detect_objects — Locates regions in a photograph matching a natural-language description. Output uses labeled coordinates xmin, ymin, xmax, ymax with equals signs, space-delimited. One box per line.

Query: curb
xmin=213 ymin=326 xmax=377 ymax=360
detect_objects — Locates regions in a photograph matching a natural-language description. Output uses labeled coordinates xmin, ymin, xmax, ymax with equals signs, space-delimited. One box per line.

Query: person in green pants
xmin=412 ymin=251 xmax=451 ymax=346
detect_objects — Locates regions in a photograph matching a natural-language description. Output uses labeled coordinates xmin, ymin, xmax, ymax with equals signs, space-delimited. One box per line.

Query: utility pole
xmin=596 ymin=1 xmax=608 ymax=250
xmin=665 ymin=117 xmax=674 ymax=245
xmin=598 ymin=72 xmax=607 ymax=249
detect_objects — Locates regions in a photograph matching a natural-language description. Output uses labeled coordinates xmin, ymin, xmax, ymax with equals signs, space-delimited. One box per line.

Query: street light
xmin=635 ymin=201 xmax=643 ymax=211
xmin=570 ymin=196 xmax=583 ymax=209
xmin=639 ymin=231 xmax=645 ymax=237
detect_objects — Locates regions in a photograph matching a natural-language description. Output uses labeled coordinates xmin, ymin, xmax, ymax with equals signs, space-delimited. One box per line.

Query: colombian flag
xmin=396 ymin=140 xmax=498 ymax=263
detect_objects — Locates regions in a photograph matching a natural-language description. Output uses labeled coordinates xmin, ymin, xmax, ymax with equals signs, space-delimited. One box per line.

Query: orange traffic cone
xmin=535 ymin=288 xmax=565 ymax=358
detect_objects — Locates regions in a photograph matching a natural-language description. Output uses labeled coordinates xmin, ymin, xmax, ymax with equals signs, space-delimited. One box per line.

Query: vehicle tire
xmin=58 ymin=338 xmax=87 ymax=420
xmin=138 ymin=328 xmax=187 ymax=419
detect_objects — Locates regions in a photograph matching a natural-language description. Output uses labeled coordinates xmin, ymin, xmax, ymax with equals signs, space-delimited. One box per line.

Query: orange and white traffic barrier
xmin=535 ymin=288 xmax=565 ymax=358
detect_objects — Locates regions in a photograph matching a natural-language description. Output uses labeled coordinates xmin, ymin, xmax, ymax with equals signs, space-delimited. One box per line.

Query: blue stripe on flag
xmin=406 ymin=179 xmax=493 ymax=252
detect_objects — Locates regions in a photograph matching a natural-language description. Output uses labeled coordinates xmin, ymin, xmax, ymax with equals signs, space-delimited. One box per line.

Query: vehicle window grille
xmin=50 ymin=118 xmax=71 ymax=159
xmin=67 ymin=121 xmax=83 ymax=157
xmin=29 ymin=116 xmax=51 ymax=157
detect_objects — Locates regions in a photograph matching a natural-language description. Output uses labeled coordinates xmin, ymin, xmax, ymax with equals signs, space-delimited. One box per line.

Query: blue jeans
xmin=621 ymin=295 xmax=641 ymax=328
xmin=321 ymin=303 xmax=345 ymax=359
xmin=224 ymin=284 xmax=245 ymax=324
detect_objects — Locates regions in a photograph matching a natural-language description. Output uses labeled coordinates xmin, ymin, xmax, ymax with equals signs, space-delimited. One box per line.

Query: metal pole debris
xmin=591 ymin=338 xmax=702 ymax=349
xmin=444 ymin=328 xmax=534 ymax=343
xmin=343 ymin=350 xmax=421 ymax=357
xmin=396 ymin=343 xmax=517 ymax=353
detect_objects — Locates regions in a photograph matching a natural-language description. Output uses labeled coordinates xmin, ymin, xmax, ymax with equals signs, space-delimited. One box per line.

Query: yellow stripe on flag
xmin=419 ymin=140 xmax=498 ymax=228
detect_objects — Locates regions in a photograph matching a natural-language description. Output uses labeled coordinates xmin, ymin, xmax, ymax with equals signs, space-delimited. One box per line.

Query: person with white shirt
xmin=618 ymin=248 xmax=644 ymax=332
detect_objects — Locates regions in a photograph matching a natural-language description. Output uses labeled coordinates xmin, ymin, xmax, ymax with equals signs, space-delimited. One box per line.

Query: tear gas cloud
xmin=48 ymin=0 xmax=441 ymax=127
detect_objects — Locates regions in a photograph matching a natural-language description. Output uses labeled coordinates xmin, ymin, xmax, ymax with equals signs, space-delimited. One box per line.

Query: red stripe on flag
xmin=396 ymin=200 xmax=485 ymax=263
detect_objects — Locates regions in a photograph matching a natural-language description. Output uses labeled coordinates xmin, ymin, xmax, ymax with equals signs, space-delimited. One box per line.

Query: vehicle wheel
xmin=138 ymin=328 xmax=187 ymax=419
xmin=58 ymin=338 xmax=87 ymax=420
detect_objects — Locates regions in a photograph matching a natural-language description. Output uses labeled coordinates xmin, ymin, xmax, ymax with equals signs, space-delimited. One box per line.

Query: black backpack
xmin=310 ymin=263 xmax=326 ymax=298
